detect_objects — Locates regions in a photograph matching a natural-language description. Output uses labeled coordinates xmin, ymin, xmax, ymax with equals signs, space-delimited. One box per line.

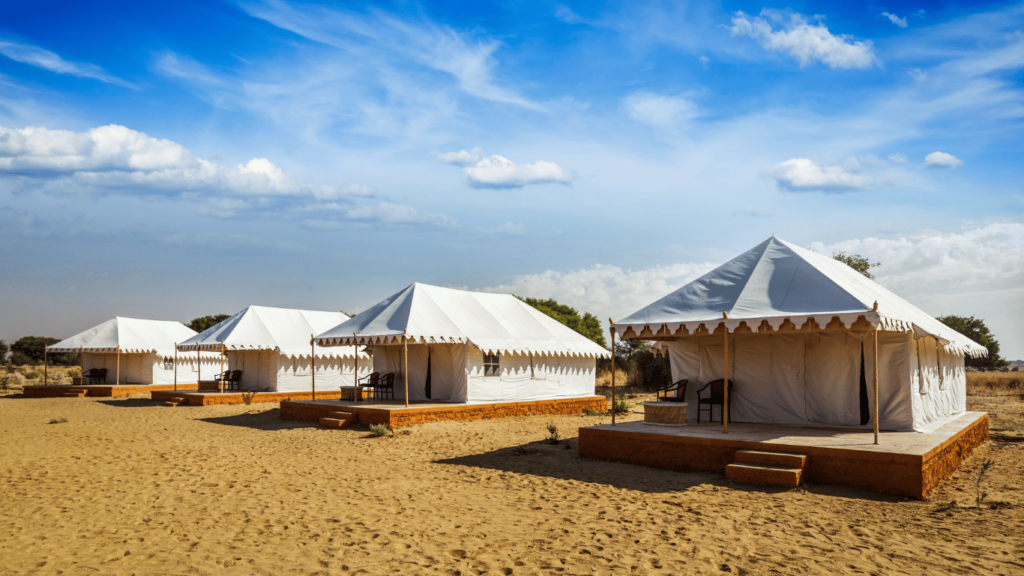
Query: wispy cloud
xmin=924 ymin=151 xmax=963 ymax=168
xmin=763 ymin=158 xmax=876 ymax=192
xmin=623 ymin=91 xmax=699 ymax=130
xmin=239 ymin=1 xmax=542 ymax=110
xmin=881 ymin=12 xmax=908 ymax=28
xmin=730 ymin=10 xmax=880 ymax=69
xmin=0 ymin=39 xmax=133 ymax=87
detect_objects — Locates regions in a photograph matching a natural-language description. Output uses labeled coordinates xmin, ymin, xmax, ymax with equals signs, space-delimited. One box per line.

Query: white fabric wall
xmin=227 ymin=350 xmax=279 ymax=391
xmin=83 ymin=352 xmax=154 ymax=384
xmin=276 ymin=355 xmax=370 ymax=393
xmin=911 ymin=335 xmax=965 ymax=429
xmin=370 ymin=344 xmax=595 ymax=403
xmin=665 ymin=330 xmax=949 ymax=431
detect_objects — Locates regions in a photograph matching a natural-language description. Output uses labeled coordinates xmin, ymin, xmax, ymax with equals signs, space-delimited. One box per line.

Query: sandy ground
xmin=0 ymin=392 xmax=1021 ymax=576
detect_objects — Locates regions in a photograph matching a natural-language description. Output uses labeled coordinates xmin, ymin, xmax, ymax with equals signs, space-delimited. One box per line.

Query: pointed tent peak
xmin=314 ymin=283 xmax=609 ymax=358
xmin=612 ymin=235 xmax=987 ymax=358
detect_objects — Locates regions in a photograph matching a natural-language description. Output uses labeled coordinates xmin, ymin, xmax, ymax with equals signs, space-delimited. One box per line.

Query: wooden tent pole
xmin=43 ymin=347 xmax=48 ymax=386
xmin=723 ymin=313 xmax=729 ymax=434
xmin=353 ymin=332 xmax=359 ymax=402
xmin=173 ymin=344 xmax=177 ymax=391
xmin=873 ymin=327 xmax=879 ymax=445
xmin=310 ymin=334 xmax=316 ymax=401
xmin=116 ymin=348 xmax=120 ymax=386
xmin=609 ymin=320 xmax=616 ymax=426
xmin=403 ymin=331 xmax=409 ymax=407
xmin=219 ymin=341 xmax=225 ymax=394
xmin=80 ymin=346 xmax=83 ymax=386
xmin=197 ymin=348 xmax=201 ymax=388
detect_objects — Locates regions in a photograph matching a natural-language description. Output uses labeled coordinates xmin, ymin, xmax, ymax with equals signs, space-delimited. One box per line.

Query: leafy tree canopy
xmin=0 ymin=340 xmax=8 ymax=360
xmin=937 ymin=315 xmax=1009 ymax=369
xmin=615 ymin=338 xmax=652 ymax=358
xmin=186 ymin=314 xmax=231 ymax=333
xmin=11 ymin=336 xmax=76 ymax=365
xmin=516 ymin=296 xmax=607 ymax=349
xmin=832 ymin=252 xmax=880 ymax=279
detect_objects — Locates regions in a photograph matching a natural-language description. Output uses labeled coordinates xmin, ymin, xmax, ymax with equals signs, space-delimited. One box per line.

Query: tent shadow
xmin=198 ymin=408 xmax=320 ymax=431
xmin=435 ymin=438 xmax=902 ymax=502
xmin=97 ymin=398 xmax=161 ymax=408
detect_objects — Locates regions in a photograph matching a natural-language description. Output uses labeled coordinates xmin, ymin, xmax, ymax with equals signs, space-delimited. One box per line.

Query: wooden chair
xmin=214 ymin=370 xmax=230 ymax=387
xmin=697 ymin=379 xmax=734 ymax=424
xmin=376 ymin=372 xmax=395 ymax=401
xmin=356 ymin=372 xmax=379 ymax=401
xmin=656 ymin=379 xmax=688 ymax=402
xmin=83 ymin=368 xmax=106 ymax=384
xmin=225 ymin=370 xmax=242 ymax=390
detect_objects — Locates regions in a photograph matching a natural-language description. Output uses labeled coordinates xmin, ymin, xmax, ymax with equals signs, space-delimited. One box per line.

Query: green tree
xmin=0 ymin=340 xmax=8 ymax=360
xmin=936 ymin=315 xmax=1009 ymax=370
xmin=516 ymin=297 xmax=607 ymax=348
xmin=615 ymin=338 xmax=652 ymax=358
xmin=186 ymin=314 xmax=231 ymax=333
xmin=832 ymin=252 xmax=879 ymax=279
xmin=10 ymin=336 xmax=76 ymax=365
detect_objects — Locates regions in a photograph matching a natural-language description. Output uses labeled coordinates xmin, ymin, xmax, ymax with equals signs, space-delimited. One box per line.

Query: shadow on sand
xmin=97 ymin=398 xmax=161 ymax=408
xmin=198 ymin=409 xmax=321 ymax=432
xmin=435 ymin=438 xmax=902 ymax=502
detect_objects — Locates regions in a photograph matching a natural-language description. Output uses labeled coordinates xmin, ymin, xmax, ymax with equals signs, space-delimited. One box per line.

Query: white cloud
xmin=763 ymin=158 xmax=874 ymax=192
xmin=463 ymin=155 xmax=571 ymax=189
xmin=730 ymin=10 xmax=879 ymax=69
xmin=0 ymin=123 xmax=455 ymax=228
xmin=430 ymin=147 xmax=483 ymax=166
xmin=433 ymin=148 xmax=571 ymax=189
xmin=623 ymin=91 xmax=699 ymax=129
xmin=881 ymin=12 xmax=908 ymax=28
xmin=909 ymin=68 xmax=928 ymax=82
xmin=0 ymin=39 xmax=133 ymax=87
xmin=888 ymin=152 xmax=907 ymax=164
xmin=925 ymin=151 xmax=964 ymax=168
xmin=699 ymin=56 xmax=710 ymax=68
xmin=480 ymin=262 xmax=718 ymax=324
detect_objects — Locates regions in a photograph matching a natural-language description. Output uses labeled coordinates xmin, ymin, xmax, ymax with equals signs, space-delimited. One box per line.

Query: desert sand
xmin=0 ymin=392 xmax=1021 ymax=576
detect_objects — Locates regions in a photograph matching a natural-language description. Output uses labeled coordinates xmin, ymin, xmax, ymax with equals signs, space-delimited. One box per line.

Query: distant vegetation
xmin=186 ymin=314 xmax=231 ymax=333
xmin=10 ymin=336 xmax=76 ymax=366
xmin=832 ymin=251 xmax=879 ymax=279
xmin=516 ymin=296 xmax=606 ymax=348
xmin=938 ymin=315 xmax=1009 ymax=370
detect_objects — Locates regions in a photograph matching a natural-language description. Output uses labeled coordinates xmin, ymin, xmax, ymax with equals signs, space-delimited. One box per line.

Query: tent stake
xmin=403 ymin=331 xmax=409 ymax=407
xmin=608 ymin=321 xmax=616 ymax=426
xmin=723 ymin=313 xmax=729 ymax=434
xmin=873 ymin=328 xmax=879 ymax=445
xmin=173 ymin=344 xmax=177 ymax=391
xmin=310 ymin=334 xmax=316 ymax=401
xmin=116 ymin=347 xmax=120 ymax=386
xmin=44 ymin=347 xmax=48 ymax=386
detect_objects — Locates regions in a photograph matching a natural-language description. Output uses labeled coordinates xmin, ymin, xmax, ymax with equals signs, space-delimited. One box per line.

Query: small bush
xmin=23 ymin=369 xmax=41 ymax=380
xmin=546 ymin=423 xmax=560 ymax=445
xmin=241 ymin=390 xmax=257 ymax=405
xmin=48 ymin=417 xmax=68 ymax=424
xmin=66 ymin=367 xmax=82 ymax=378
xmin=975 ymin=459 xmax=994 ymax=509
xmin=369 ymin=424 xmax=391 ymax=437
xmin=612 ymin=396 xmax=629 ymax=414
xmin=583 ymin=408 xmax=603 ymax=416
xmin=0 ymin=372 xmax=26 ymax=390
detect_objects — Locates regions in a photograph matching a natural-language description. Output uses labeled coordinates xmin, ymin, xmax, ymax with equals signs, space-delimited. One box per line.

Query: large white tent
xmin=612 ymin=236 xmax=987 ymax=432
xmin=47 ymin=317 xmax=219 ymax=385
xmin=314 ymin=283 xmax=610 ymax=403
xmin=177 ymin=306 xmax=369 ymax=392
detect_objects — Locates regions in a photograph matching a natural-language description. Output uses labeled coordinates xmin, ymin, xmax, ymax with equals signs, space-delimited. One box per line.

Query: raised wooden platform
xmin=281 ymin=396 xmax=608 ymax=429
xmin=24 ymin=383 xmax=200 ymax=398
xmin=578 ymin=412 xmax=989 ymax=499
xmin=150 ymin=387 xmax=373 ymax=406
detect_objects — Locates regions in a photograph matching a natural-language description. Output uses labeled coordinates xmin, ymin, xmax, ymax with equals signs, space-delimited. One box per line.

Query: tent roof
xmin=177 ymin=305 xmax=363 ymax=359
xmin=612 ymin=236 xmax=987 ymax=358
xmin=47 ymin=317 xmax=205 ymax=357
xmin=314 ymin=283 xmax=610 ymax=358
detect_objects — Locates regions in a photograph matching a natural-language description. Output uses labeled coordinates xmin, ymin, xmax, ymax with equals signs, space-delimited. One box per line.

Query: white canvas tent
xmin=177 ymin=306 xmax=369 ymax=392
xmin=46 ymin=317 xmax=219 ymax=385
xmin=612 ymin=236 xmax=987 ymax=433
xmin=314 ymin=283 xmax=610 ymax=404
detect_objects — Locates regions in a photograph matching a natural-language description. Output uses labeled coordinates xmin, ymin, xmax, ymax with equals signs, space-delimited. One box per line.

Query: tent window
xmin=484 ymin=353 xmax=500 ymax=377
xmin=163 ymin=358 xmax=174 ymax=370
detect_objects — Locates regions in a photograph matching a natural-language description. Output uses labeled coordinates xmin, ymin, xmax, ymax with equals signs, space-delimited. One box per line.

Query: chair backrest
xmin=380 ymin=373 xmax=395 ymax=386
xmin=706 ymin=379 xmax=733 ymax=402
xmin=230 ymin=370 xmax=242 ymax=380
xmin=97 ymin=368 xmax=108 ymax=377
xmin=366 ymin=372 xmax=379 ymax=385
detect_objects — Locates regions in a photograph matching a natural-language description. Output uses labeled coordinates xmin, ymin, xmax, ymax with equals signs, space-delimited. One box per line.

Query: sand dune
xmin=0 ymin=393 xmax=1020 ymax=575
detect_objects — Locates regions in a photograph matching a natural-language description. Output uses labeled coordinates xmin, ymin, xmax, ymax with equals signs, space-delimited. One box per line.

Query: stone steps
xmin=163 ymin=396 xmax=189 ymax=407
xmin=725 ymin=450 xmax=808 ymax=487
xmin=64 ymin=391 xmax=87 ymax=397
xmin=319 ymin=411 xmax=357 ymax=429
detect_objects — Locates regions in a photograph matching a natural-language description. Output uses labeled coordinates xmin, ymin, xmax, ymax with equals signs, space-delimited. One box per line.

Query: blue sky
xmin=1 ymin=1 xmax=1022 ymax=357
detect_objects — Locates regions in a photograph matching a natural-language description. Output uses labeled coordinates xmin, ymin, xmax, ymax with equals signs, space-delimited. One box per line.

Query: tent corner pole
xmin=197 ymin=348 xmax=200 ymax=389
xmin=219 ymin=341 xmax=225 ymax=394
xmin=353 ymin=332 xmax=359 ymax=403
xmin=79 ymin=346 xmax=83 ymax=386
xmin=723 ymin=313 xmax=729 ymax=434
xmin=43 ymin=347 xmax=48 ymax=386
xmin=116 ymin=347 xmax=120 ymax=386
xmin=310 ymin=334 xmax=316 ymax=401
xmin=609 ymin=320 xmax=616 ymax=426
xmin=873 ymin=327 xmax=879 ymax=445
xmin=173 ymin=344 xmax=177 ymax=391
xmin=403 ymin=331 xmax=409 ymax=407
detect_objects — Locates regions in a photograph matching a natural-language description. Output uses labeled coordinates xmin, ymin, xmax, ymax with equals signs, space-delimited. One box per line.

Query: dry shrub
xmin=595 ymin=367 xmax=627 ymax=389
xmin=0 ymin=372 xmax=26 ymax=390
xmin=23 ymin=369 xmax=41 ymax=380
xmin=967 ymin=372 xmax=1024 ymax=396
xmin=66 ymin=367 xmax=82 ymax=378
